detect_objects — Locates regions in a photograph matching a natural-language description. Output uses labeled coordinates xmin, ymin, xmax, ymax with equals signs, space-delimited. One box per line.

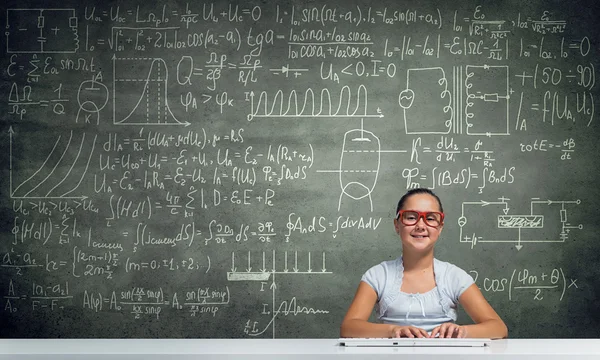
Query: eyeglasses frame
xmin=395 ymin=210 xmax=445 ymax=228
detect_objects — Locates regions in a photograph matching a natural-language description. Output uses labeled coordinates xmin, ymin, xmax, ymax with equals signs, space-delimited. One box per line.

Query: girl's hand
xmin=389 ymin=325 xmax=429 ymax=338
xmin=430 ymin=322 xmax=467 ymax=338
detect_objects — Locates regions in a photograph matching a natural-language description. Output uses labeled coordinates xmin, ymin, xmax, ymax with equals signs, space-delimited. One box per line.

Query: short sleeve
xmin=360 ymin=263 xmax=386 ymax=300
xmin=445 ymin=264 xmax=475 ymax=303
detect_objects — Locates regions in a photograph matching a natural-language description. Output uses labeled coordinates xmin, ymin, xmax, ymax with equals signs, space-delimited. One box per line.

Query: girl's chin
xmin=403 ymin=239 xmax=435 ymax=251
xmin=411 ymin=243 xmax=431 ymax=249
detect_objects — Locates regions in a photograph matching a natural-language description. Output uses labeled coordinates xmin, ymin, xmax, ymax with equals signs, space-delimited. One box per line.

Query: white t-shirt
xmin=361 ymin=257 xmax=474 ymax=332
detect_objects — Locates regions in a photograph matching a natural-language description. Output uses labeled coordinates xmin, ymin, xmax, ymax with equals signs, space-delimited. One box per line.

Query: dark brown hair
xmin=395 ymin=188 xmax=444 ymax=214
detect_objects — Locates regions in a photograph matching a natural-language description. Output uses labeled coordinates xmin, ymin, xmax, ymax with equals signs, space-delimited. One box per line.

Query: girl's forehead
xmin=402 ymin=194 xmax=440 ymax=210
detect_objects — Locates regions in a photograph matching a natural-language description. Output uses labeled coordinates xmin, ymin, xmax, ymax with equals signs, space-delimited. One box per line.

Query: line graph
xmin=9 ymin=127 xmax=94 ymax=200
xmin=246 ymin=84 xmax=384 ymax=121
xmin=113 ymin=55 xmax=189 ymax=126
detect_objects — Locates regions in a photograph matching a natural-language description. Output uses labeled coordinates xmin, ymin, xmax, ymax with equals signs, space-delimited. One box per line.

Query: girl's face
xmin=394 ymin=193 xmax=444 ymax=252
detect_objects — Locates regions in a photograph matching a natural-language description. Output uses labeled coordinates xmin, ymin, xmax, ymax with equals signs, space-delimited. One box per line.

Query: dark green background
xmin=1 ymin=0 xmax=599 ymax=338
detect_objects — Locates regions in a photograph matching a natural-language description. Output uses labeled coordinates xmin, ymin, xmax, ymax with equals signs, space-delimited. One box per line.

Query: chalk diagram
xmin=246 ymin=84 xmax=384 ymax=121
xmin=458 ymin=198 xmax=582 ymax=250
xmin=5 ymin=8 xmax=79 ymax=53
xmin=337 ymin=124 xmax=381 ymax=212
xmin=7 ymin=77 xmax=106 ymax=200
xmin=77 ymin=74 xmax=110 ymax=124
xmin=8 ymin=127 xmax=96 ymax=200
xmin=314 ymin=119 xmax=411 ymax=212
xmin=227 ymin=250 xmax=331 ymax=338
xmin=112 ymin=55 xmax=188 ymax=126
xmin=464 ymin=65 xmax=510 ymax=136
xmin=399 ymin=67 xmax=453 ymax=134
xmin=314 ymin=120 xmax=381 ymax=212
xmin=398 ymin=65 xmax=510 ymax=136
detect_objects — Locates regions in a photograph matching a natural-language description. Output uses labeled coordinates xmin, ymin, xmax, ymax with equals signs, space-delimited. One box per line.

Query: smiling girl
xmin=340 ymin=188 xmax=508 ymax=339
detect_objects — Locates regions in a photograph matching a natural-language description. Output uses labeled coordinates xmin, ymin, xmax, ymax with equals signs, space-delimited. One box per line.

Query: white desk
xmin=1 ymin=339 xmax=599 ymax=359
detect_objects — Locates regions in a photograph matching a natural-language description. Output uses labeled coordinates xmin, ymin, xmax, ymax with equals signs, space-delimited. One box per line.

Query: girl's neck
xmin=401 ymin=251 xmax=434 ymax=273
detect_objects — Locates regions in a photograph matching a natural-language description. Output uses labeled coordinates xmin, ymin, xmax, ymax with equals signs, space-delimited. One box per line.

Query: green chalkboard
xmin=1 ymin=0 xmax=599 ymax=338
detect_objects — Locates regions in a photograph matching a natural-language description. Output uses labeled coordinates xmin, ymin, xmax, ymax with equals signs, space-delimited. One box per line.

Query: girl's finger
xmin=449 ymin=326 xmax=459 ymax=338
xmin=444 ymin=325 xmax=453 ymax=338
xmin=440 ymin=325 xmax=448 ymax=338
xmin=410 ymin=327 xmax=422 ymax=338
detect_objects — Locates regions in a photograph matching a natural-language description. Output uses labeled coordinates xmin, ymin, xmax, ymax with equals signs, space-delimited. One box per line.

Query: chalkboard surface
xmin=1 ymin=0 xmax=599 ymax=338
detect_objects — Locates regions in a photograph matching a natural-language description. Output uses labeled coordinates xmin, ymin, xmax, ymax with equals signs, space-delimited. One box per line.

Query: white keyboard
xmin=339 ymin=337 xmax=492 ymax=347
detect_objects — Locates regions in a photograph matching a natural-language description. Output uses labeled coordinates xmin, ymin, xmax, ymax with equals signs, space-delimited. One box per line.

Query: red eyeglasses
xmin=396 ymin=210 xmax=444 ymax=228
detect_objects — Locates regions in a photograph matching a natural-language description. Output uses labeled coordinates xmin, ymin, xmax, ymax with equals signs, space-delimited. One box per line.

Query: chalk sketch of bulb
xmin=338 ymin=128 xmax=380 ymax=212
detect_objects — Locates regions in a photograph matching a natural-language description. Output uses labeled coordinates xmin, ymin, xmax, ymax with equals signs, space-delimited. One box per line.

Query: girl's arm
xmin=340 ymin=282 xmax=429 ymax=338
xmin=340 ymin=282 xmax=393 ymax=338
xmin=459 ymin=283 xmax=508 ymax=339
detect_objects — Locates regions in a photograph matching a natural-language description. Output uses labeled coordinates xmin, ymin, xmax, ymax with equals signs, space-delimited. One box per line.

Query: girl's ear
xmin=393 ymin=218 xmax=401 ymax=234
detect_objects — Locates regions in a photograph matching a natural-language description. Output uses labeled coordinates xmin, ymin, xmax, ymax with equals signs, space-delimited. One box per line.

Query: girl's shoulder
xmin=434 ymin=258 xmax=468 ymax=275
xmin=433 ymin=258 xmax=475 ymax=299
